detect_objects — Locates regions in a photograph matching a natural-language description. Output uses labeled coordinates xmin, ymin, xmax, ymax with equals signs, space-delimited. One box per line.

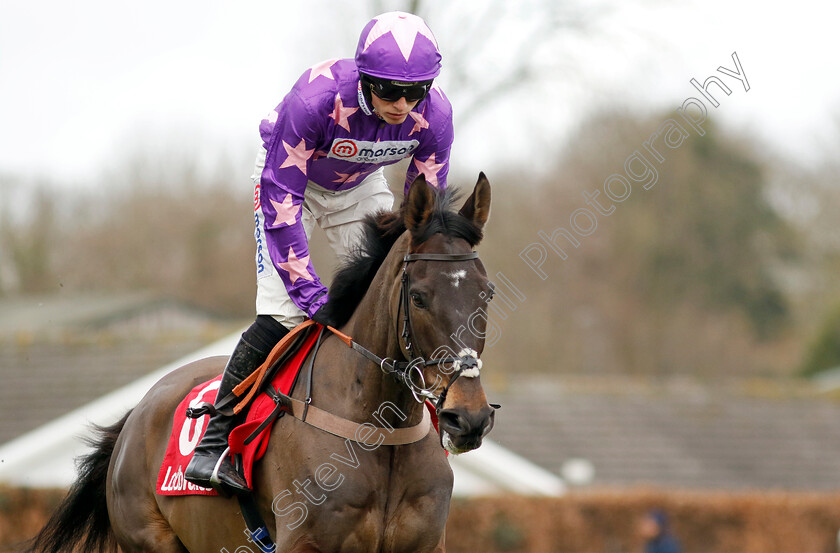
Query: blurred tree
xmin=370 ymin=0 xmax=617 ymax=127
xmin=0 ymin=183 xmax=57 ymax=294
xmin=621 ymin=118 xmax=795 ymax=339
xmin=41 ymin=150 xmax=257 ymax=316
xmin=477 ymin=109 xmax=800 ymax=376
xmin=779 ymin=115 xmax=840 ymax=377
xmin=0 ymin=111 xmax=811 ymax=377
xmin=799 ymin=300 xmax=840 ymax=377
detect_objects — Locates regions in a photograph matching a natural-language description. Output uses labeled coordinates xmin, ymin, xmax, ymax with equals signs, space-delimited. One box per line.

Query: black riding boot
xmin=184 ymin=337 xmax=267 ymax=495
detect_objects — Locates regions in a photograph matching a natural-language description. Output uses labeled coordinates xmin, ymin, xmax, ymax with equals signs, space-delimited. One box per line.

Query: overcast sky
xmin=1 ymin=0 xmax=837 ymax=189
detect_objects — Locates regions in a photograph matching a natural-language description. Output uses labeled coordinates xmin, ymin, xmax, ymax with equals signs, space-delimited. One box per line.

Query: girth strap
xmin=237 ymin=493 xmax=275 ymax=553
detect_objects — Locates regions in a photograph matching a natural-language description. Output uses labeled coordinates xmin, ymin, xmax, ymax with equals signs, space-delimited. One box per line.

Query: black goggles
xmin=364 ymin=75 xmax=433 ymax=102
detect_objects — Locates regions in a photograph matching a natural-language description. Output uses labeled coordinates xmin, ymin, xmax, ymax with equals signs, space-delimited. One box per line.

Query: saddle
xmin=156 ymin=322 xmax=322 ymax=552
xmin=157 ymin=321 xmax=436 ymax=552
xmin=156 ymin=323 xmax=322 ymax=497
xmin=186 ymin=319 xmax=321 ymax=422
xmin=196 ymin=320 xmax=434 ymax=451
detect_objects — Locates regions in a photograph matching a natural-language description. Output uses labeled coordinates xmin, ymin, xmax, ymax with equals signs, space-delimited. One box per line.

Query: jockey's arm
xmin=258 ymin=90 xmax=330 ymax=319
xmin=403 ymin=88 xmax=454 ymax=195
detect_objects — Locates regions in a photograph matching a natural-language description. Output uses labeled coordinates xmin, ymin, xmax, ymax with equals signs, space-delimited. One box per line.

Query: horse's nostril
xmin=437 ymin=410 xmax=465 ymax=434
xmin=480 ymin=409 xmax=496 ymax=438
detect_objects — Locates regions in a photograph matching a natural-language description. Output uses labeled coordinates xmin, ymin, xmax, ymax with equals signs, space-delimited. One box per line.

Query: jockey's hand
xmin=310 ymin=304 xmax=337 ymax=328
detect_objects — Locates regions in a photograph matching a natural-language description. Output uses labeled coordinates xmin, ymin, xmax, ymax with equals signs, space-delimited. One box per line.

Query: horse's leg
xmin=109 ymin=403 xmax=189 ymax=553
xmin=111 ymin=499 xmax=187 ymax=553
xmin=110 ymin=358 xmax=254 ymax=553
xmin=109 ymin=490 xmax=187 ymax=553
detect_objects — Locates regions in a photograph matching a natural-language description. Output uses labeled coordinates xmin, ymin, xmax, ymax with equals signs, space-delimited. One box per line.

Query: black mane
xmin=323 ymin=188 xmax=483 ymax=328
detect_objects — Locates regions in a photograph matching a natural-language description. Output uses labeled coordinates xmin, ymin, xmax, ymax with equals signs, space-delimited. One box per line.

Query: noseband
xmin=333 ymin=250 xmax=484 ymax=411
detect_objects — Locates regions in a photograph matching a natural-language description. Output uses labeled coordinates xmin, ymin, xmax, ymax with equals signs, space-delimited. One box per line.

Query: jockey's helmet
xmin=355 ymin=12 xmax=441 ymax=106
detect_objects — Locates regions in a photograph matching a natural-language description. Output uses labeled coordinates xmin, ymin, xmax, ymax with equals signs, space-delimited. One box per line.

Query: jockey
xmin=186 ymin=11 xmax=454 ymax=494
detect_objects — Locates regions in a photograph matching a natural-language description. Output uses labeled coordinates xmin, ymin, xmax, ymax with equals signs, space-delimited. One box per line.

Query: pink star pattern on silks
xmin=280 ymin=139 xmax=314 ymax=175
xmin=332 ymin=171 xmax=365 ymax=185
xmin=278 ymin=246 xmax=313 ymax=284
xmin=413 ymin=153 xmax=445 ymax=187
xmin=363 ymin=13 xmax=438 ymax=61
xmin=330 ymin=93 xmax=358 ymax=132
xmin=307 ymin=58 xmax=338 ymax=83
xmin=312 ymin=150 xmax=329 ymax=161
xmin=269 ymin=194 xmax=300 ymax=227
xmin=408 ymin=110 xmax=429 ymax=135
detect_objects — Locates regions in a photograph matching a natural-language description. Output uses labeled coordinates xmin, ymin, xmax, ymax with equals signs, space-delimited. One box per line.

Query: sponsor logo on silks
xmin=253 ymin=182 xmax=274 ymax=279
xmin=254 ymin=210 xmax=266 ymax=276
xmin=328 ymin=138 xmax=420 ymax=164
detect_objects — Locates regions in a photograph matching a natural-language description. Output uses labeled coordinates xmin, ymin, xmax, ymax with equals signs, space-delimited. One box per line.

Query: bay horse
xmin=29 ymin=173 xmax=496 ymax=553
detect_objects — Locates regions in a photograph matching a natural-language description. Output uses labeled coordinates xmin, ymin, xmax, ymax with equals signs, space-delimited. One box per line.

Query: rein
xmin=188 ymin=322 xmax=433 ymax=448
xmin=190 ymin=250 xmax=491 ymax=447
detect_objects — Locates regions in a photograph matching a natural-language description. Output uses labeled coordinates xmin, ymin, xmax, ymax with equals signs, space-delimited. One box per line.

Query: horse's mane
xmin=324 ymin=188 xmax=484 ymax=328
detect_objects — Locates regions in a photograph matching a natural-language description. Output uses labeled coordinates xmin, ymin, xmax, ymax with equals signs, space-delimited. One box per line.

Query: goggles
xmin=364 ymin=75 xmax=433 ymax=103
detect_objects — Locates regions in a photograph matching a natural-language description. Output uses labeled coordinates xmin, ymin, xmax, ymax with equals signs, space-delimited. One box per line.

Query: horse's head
xmin=397 ymin=172 xmax=496 ymax=454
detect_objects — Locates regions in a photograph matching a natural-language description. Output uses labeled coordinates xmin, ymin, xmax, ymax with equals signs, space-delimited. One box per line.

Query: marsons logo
xmin=328 ymin=139 xmax=419 ymax=164
xmin=331 ymin=140 xmax=358 ymax=158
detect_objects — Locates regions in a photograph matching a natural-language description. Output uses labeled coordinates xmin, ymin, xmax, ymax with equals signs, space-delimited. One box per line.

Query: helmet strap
xmin=357 ymin=80 xmax=374 ymax=117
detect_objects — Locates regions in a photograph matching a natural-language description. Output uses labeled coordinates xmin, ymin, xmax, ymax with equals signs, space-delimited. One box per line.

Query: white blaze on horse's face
xmin=446 ymin=269 xmax=467 ymax=288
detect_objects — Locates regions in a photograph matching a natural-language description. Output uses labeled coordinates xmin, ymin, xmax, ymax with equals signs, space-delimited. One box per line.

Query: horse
xmin=28 ymin=173 xmax=496 ymax=553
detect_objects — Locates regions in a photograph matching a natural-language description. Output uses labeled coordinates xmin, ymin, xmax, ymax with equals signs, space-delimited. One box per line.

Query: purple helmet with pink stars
xmin=355 ymin=11 xmax=442 ymax=82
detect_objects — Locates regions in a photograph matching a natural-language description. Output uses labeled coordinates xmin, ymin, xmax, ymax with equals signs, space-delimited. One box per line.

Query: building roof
xmin=0 ymin=292 xmax=222 ymax=338
xmin=487 ymin=375 xmax=840 ymax=491
xmin=0 ymin=293 xmax=239 ymax=445
xmin=3 ymin=293 xmax=839 ymax=492
xmin=0 ymin=331 xmax=565 ymax=497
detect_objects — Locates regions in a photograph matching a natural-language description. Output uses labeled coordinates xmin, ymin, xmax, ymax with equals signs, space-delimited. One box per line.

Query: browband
xmin=403 ymin=252 xmax=479 ymax=262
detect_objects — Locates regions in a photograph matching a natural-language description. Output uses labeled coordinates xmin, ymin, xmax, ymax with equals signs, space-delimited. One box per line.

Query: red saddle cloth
xmin=156 ymin=329 xmax=320 ymax=496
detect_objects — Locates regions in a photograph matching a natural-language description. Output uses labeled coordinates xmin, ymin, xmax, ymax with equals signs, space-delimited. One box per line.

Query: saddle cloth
xmin=155 ymin=328 xmax=320 ymax=496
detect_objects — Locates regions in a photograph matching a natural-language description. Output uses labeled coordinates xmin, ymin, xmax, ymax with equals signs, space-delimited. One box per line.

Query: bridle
xmin=333 ymin=249 xmax=488 ymax=412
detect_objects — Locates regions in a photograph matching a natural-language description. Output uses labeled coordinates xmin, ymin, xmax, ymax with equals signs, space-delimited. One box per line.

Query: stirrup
xmin=209 ymin=446 xmax=232 ymax=487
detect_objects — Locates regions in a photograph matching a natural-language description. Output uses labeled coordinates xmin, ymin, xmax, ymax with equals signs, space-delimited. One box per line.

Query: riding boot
xmin=184 ymin=337 xmax=267 ymax=495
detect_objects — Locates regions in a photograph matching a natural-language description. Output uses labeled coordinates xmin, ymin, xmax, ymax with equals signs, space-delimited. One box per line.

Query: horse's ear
xmin=404 ymin=174 xmax=436 ymax=234
xmin=458 ymin=172 xmax=491 ymax=228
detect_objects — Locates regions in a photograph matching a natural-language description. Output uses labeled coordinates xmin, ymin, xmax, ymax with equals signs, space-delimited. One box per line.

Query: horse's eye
xmin=410 ymin=293 xmax=426 ymax=309
xmin=485 ymin=282 xmax=496 ymax=302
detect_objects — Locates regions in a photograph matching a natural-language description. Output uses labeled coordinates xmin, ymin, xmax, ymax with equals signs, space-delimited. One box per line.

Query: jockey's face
xmin=370 ymin=93 xmax=419 ymax=125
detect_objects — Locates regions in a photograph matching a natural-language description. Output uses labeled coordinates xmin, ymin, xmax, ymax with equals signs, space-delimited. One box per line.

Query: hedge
xmin=3 ymin=486 xmax=839 ymax=553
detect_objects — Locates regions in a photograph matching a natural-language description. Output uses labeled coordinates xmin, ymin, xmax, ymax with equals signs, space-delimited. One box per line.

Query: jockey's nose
xmin=437 ymin=404 xmax=495 ymax=447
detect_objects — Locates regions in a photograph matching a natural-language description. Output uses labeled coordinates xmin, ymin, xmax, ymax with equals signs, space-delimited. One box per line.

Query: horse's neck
xmin=314 ymin=237 xmax=425 ymax=427
xmin=346 ymin=241 xmax=405 ymax=361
